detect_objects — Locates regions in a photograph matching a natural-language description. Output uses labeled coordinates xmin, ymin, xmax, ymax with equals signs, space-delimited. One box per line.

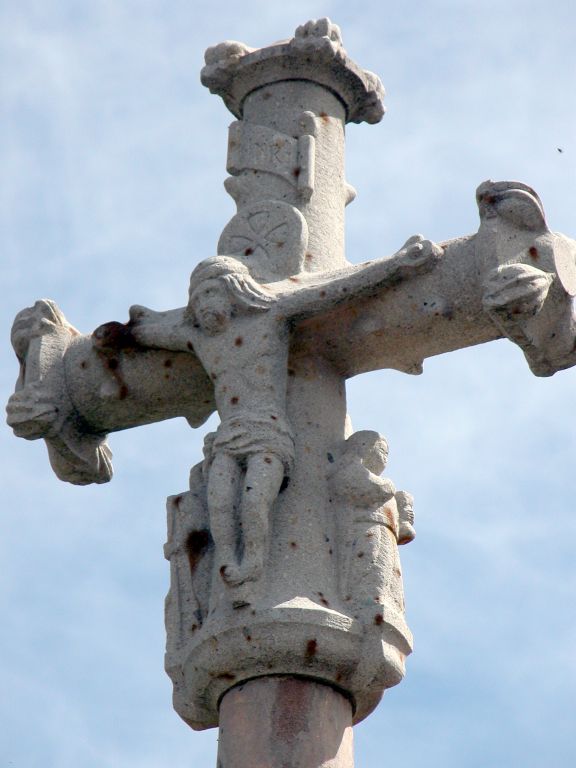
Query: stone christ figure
xmin=129 ymin=235 xmax=442 ymax=586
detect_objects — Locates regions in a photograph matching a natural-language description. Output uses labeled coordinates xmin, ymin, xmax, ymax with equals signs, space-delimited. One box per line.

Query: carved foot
xmin=220 ymin=556 xmax=263 ymax=587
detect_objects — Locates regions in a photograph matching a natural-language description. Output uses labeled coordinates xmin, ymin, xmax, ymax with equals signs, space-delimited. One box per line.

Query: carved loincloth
xmin=213 ymin=407 xmax=295 ymax=473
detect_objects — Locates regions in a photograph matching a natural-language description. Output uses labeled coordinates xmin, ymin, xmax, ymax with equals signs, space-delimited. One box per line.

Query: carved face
xmin=364 ymin=440 xmax=388 ymax=475
xmin=190 ymin=279 xmax=232 ymax=334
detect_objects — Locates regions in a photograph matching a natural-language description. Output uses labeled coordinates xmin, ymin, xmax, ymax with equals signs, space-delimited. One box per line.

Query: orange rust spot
xmin=374 ymin=613 xmax=384 ymax=626
xmin=529 ymin=246 xmax=539 ymax=260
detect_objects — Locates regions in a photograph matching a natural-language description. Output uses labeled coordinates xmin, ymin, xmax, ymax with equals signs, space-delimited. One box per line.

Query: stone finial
xmin=200 ymin=17 xmax=385 ymax=124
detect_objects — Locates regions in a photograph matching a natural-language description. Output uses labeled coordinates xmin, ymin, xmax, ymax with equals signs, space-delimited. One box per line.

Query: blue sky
xmin=2 ymin=1 xmax=575 ymax=766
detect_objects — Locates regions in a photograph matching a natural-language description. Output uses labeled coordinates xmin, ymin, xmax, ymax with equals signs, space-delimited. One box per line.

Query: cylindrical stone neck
xmin=217 ymin=676 xmax=354 ymax=767
xmin=242 ymin=81 xmax=349 ymax=272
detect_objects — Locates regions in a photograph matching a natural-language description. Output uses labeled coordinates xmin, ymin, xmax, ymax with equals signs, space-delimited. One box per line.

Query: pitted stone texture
xmin=217 ymin=677 xmax=354 ymax=768
xmin=6 ymin=300 xmax=112 ymax=484
xmin=201 ymin=18 xmax=385 ymax=125
xmin=217 ymin=200 xmax=309 ymax=281
xmin=8 ymin=19 xmax=576 ymax=757
xmin=164 ymin=430 xmax=414 ymax=730
xmin=6 ymin=300 xmax=215 ymax=484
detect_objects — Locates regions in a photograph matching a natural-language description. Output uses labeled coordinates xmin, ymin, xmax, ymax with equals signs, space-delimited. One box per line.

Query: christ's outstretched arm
xmin=128 ymin=305 xmax=192 ymax=351
xmin=275 ymin=235 xmax=443 ymax=321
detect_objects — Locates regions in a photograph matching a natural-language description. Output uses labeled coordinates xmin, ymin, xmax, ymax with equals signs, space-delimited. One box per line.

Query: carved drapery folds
xmin=163 ymin=427 xmax=414 ymax=729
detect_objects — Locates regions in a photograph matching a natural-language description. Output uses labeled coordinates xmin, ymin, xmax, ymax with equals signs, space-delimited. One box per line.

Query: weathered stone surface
xmin=6 ymin=16 xmax=576 ymax=755
xmin=201 ymin=18 xmax=385 ymax=125
xmin=163 ymin=427 xmax=414 ymax=728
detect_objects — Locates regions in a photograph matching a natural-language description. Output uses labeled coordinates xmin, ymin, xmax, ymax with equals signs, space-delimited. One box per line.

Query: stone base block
xmin=167 ymin=596 xmax=411 ymax=730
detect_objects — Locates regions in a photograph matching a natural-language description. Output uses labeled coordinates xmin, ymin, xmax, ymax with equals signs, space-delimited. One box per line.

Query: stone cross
xmin=7 ymin=18 xmax=576 ymax=767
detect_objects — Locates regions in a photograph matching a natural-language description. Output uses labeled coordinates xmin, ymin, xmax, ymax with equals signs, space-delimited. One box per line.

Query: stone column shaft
xmin=217 ymin=677 xmax=354 ymax=768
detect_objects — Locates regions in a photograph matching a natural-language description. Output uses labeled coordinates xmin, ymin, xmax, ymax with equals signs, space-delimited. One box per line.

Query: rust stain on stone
xmin=305 ymin=638 xmax=318 ymax=659
xmin=186 ymin=529 xmax=211 ymax=574
xmin=216 ymin=672 xmax=236 ymax=681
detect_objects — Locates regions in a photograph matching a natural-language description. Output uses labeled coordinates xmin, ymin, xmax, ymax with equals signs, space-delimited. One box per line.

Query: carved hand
xmin=483 ymin=263 xmax=554 ymax=318
xmin=393 ymin=234 xmax=444 ymax=276
xmin=6 ymin=383 xmax=59 ymax=440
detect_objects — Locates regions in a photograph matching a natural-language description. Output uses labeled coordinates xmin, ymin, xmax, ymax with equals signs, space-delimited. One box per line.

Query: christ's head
xmin=189 ymin=278 xmax=232 ymax=335
xmin=187 ymin=256 xmax=273 ymax=333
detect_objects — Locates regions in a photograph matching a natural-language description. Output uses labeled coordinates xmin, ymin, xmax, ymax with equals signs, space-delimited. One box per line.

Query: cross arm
xmin=291 ymin=181 xmax=576 ymax=378
xmin=6 ymin=300 xmax=215 ymax=485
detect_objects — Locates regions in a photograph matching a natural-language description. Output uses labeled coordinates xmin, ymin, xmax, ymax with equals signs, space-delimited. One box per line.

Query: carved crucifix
xmin=7 ymin=18 xmax=576 ymax=766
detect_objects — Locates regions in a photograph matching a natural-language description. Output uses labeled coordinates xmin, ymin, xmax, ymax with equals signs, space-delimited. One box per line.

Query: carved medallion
xmin=218 ymin=200 xmax=308 ymax=280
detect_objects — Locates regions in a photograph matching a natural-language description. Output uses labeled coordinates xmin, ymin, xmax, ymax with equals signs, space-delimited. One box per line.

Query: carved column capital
xmin=201 ymin=17 xmax=385 ymax=125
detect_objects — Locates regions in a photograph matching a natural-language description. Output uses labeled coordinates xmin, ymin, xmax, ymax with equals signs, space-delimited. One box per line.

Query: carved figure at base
xmin=130 ymin=237 xmax=440 ymax=587
xmin=328 ymin=431 xmax=414 ymax=624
